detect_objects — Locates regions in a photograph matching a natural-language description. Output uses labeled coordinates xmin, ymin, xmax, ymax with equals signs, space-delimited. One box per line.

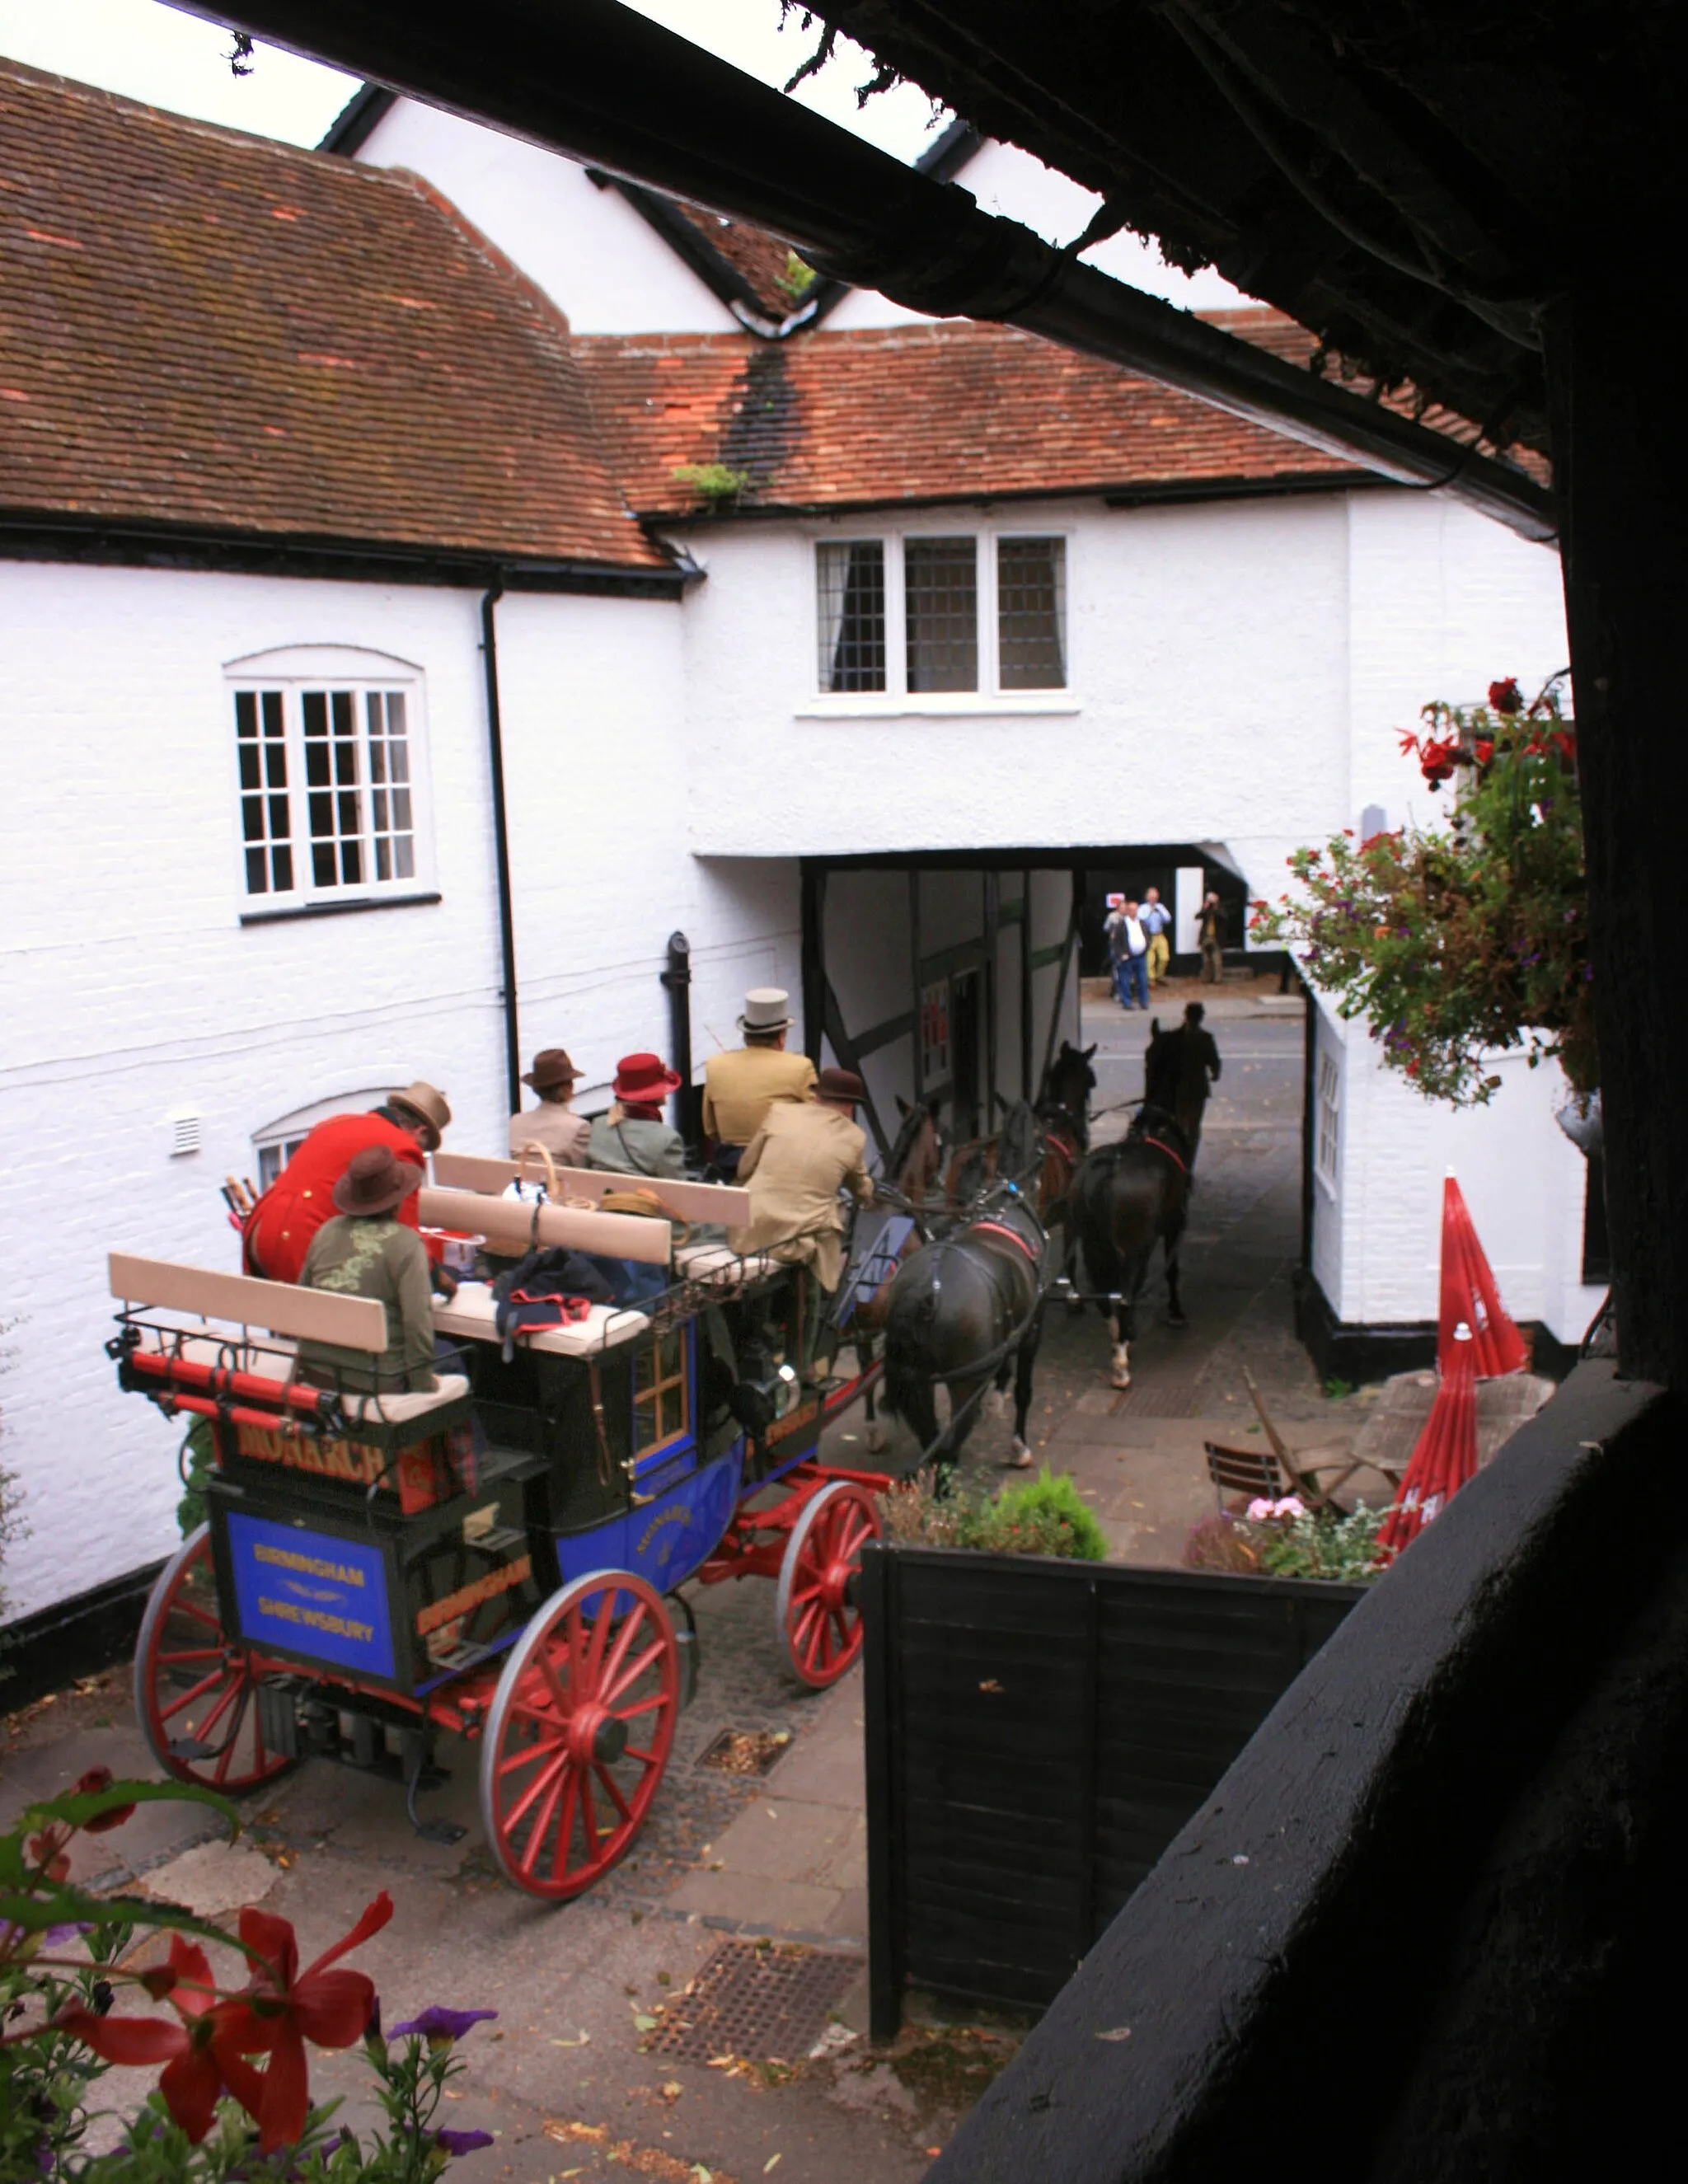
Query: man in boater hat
xmin=702 ymin=988 xmax=816 ymax=1180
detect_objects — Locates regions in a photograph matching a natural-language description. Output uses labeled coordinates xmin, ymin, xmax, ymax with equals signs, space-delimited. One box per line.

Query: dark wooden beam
xmin=1546 ymin=276 xmax=1688 ymax=1389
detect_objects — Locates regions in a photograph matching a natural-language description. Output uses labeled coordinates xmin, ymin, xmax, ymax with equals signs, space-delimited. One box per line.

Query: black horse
xmin=1071 ymin=1107 xmax=1193 ymax=1389
xmin=880 ymin=1186 xmax=1048 ymax=1480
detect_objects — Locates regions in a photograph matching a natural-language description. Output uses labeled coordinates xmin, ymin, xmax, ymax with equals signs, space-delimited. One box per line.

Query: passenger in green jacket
xmin=297 ymin=1146 xmax=438 ymax=1394
xmin=587 ymin=1051 xmax=687 ymax=1179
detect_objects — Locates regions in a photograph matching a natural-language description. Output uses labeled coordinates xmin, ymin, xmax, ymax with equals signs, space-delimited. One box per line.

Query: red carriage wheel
xmin=776 ymin=1481 xmax=881 ymax=1689
xmin=479 ymin=1569 xmax=678 ymax=1900
xmin=133 ymin=1525 xmax=291 ymax=1793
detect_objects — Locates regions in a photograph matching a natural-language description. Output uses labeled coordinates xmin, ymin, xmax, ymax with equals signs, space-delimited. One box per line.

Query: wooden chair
xmin=1205 ymin=1439 xmax=1288 ymax=1512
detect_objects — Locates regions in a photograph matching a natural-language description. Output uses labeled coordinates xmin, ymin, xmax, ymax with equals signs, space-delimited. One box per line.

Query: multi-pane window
xmin=634 ymin=1328 xmax=689 ymax=1455
xmin=997 ymin=537 xmax=1066 ymax=689
xmin=236 ymin=691 xmax=294 ymax=897
xmin=812 ymin=532 xmax=1069 ymax=696
xmin=1316 ymin=1052 xmax=1341 ymax=1190
xmin=905 ymin=536 xmax=978 ymax=692
xmin=817 ymin=541 xmax=887 ymax=691
xmin=231 ymin=676 xmax=421 ymax=905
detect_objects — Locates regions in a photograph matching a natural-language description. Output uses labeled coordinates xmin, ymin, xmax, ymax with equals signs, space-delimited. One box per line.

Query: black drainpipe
xmin=661 ymin=930 xmax=697 ymax=1152
xmin=480 ymin=579 xmax=521 ymax=1115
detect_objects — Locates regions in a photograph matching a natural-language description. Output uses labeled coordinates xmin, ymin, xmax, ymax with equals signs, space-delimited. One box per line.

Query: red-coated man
xmin=242 ymin=1080 xmax=452 ymax=1285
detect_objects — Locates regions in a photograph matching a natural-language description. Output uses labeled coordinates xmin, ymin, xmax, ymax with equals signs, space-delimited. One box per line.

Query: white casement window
xmin=226 ymin=647 xmax=430 ymax=909
xmin=1316 ymin=1050 xmax=1341 ymax=1194
xmin=813 ymin=532 xmax=1068 ymax=702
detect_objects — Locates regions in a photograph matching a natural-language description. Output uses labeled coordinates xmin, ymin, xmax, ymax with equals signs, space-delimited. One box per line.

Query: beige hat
xmin=387 ymin=1080 xmax=452 ymax=1151
xmin=739 ymin=988 xmax=794 ymax=1033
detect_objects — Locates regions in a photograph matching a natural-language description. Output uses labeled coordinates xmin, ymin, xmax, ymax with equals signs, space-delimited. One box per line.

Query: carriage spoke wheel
xmin=480 ymin=1570 xmax=678 ymax=1900
xmin=134 ymin=1525 xmax=290 ymax=1793
xmin=776 ymin=1481 xmax=881 ymax=1689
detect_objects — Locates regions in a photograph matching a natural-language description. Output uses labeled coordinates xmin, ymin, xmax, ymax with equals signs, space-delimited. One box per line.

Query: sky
xmin=0 ymin=0 xmax=950 ymax=160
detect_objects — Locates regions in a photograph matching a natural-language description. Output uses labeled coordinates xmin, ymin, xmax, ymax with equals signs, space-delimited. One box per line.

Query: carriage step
xmin=463 ymin=1525 xmax=526 ymax=1556
xmin=167 ymin=1736 xmax=223 ymax=1761
xmin=427 ymin=1637 xmax=502 ymax=1672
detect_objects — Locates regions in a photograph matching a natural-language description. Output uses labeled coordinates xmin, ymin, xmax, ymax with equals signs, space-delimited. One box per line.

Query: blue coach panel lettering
xmin=226 ymin=1513 xmax=394 ymax=1680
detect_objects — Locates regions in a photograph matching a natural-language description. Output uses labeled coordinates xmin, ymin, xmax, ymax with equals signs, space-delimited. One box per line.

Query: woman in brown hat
xmin=588 ymin=1052 xmax=686 ymax=1179
xmin=295 ymin=1146 xmax=439 ymax=1394
xmin=509 ymin=1047 xmax=589 ymax=1166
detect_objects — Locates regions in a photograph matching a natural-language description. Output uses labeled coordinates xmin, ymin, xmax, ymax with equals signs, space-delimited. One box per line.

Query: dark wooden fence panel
xmin=862 ymin=1546 xmax=1363 ymax=2034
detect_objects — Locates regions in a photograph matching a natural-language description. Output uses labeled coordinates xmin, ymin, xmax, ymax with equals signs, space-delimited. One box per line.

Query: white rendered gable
xmin=350 ymin=94 xmax=743 ymax=334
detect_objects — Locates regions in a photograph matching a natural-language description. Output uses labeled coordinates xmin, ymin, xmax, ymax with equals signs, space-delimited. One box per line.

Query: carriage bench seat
xmin=431 ymin=1280 xmax=649 ymax=1357
xmin=109 ymin=1253 xmax=471 ymax=1429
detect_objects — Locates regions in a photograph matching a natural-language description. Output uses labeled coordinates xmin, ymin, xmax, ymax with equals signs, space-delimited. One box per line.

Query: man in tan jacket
xmin=702 ymin=989 xmax=816 ymax=1177
xmin=729 ymin=1067 xmax=874 ymax=1292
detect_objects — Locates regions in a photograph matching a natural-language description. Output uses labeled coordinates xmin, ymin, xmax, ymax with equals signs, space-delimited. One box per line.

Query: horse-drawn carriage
xmin=111 ymin=1159 xmax=887 ymax=1900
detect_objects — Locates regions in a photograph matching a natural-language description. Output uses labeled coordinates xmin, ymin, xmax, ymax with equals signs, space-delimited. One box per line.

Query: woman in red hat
xmin=588 ymin=1052 xmax=686 ymax=1179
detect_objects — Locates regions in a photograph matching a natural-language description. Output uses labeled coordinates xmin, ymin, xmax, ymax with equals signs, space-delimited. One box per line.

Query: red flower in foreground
xmin=213 ymin=1893 xmax=393 ymax=2151
xmin=1488 ymin=677 xmax=1523 ymax=715
xmin=62 ymin=1939 xmax=263 ymax=2144
xmin=73 ymin=1765 xmax=138 ymax=1835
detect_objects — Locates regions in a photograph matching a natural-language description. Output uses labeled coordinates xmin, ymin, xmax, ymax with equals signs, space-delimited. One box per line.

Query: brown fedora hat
xmin=387 ymin=1080 xmax=451 ymax=1151
xmin=815 ymin=1066 xmax=865 ymax=1105
xmin=334 ymin=1145 xmax=424 ymax=1217
xmin=522 ymin=1047 xmax=579 ymax=1094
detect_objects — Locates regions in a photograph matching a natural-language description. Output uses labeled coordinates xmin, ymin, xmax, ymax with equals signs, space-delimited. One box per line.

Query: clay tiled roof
xmin=0 ymin=63 xmax=664 ymax=572
xmin=578 ymin=312 xmax=1529 ymax=518
xmin=663 ymin=202 xmax=817 ymax=321
xmin=577 ymin=316 xmax=1366 ymax=517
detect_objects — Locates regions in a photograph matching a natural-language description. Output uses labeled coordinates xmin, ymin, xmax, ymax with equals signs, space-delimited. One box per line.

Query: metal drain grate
xmin=646 ymin=1942 xmax=861 ymax=2063
xmin=1115 ymin=1374 xmax=1204 ymax=1418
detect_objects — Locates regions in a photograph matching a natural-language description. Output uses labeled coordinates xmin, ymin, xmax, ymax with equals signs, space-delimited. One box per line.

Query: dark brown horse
xmin=1070 ymin=1106 xmax=1192 ymax=1388
xmin=880 ymin=1185 xmax=1048 ymax=1481
xmin=838 ymin=1094 xmax=945 ymax=1452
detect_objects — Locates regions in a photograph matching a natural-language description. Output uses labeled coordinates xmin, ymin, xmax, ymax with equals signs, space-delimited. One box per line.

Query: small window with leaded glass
xmin=816 ymin=540 xmax=887 ymax=691
xmin=997 ymin=537 xmax=1067 ymax=690
xmin=905 ymin=535 xmax=978 ymax=692
xmin=633 ymin=1328 xmax=690 ymax=1455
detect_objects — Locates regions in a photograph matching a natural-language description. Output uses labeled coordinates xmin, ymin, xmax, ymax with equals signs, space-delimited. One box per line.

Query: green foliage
xmin=1251 ymin=676 xmax=1592 ymax=1104
xmin=672 ymin=461 xmax=752 ymax=506
xmin=2 ymin=1778 xmax=495 ymax=2179
xmin=881 ymin=1465 xmax=1107 ymax=1560
xmin=1323 ymin=1376 xmax=1356 ymax=1401
xmin=1184 ymin=1502 xmax=1386 ymax=1583
xmin=774 ymin=249 xmax=817 ymax=301
xmin=177 ymin=1421 xmax=216 ymax=1537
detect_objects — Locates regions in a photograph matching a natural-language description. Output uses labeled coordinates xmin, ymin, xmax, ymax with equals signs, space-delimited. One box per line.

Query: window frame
xmin=1315 ymin=1048 xmax=1342 ymax=1198
xmin=632 ymin=1324 xmax=692 ymax=1460
xmin=223 ymin=646 xmax=434 ymax=916
xmin=805 ymin=523 xmax=1078 ymax=713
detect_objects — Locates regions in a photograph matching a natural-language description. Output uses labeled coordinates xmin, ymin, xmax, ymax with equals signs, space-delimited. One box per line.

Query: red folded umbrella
xmin=1378 ymin=1352 xmax=1477 ymax=1556
xmin=1380 ymin=1174 xmax=1524 ymax=1558
xmin=1438 ymin=1171 xmax=1527 ymax=1379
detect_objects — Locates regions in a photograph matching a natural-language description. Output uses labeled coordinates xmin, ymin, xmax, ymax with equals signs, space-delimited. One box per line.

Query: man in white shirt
xmin=1114 ymin=898 xmax=1150 ymax=1010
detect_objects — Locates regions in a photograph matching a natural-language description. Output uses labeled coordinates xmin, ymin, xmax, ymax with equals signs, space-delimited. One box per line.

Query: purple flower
xmin=389 ymin=2006 xmax=499 ymax=2044
xmin=435 ymin=2130 xmax=496 ymax=2157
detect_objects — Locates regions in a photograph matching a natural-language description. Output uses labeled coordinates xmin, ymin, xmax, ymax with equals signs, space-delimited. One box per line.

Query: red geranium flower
xmin=213 ymin=1893 xmax=394 ymax=2151
xmin=61 ymin=1938 xmax=264 ymax=2144
xmin=1488 ymin=678 xmax=1523 ymax=715
xmin=1474 ymin=739 xmax=1494 ymax=766
xmin=73 ymin=1765 xmax=138 ymax=1835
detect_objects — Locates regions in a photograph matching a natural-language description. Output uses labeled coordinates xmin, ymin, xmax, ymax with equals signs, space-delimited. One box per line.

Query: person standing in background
xmin=1116 ymin=899 xmax=1150 ymax=1010
xmin=1198 ymin=893 xmax=1227 ymax=984
xmin=1141 ymin=886 xmax=1172 ymax=988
